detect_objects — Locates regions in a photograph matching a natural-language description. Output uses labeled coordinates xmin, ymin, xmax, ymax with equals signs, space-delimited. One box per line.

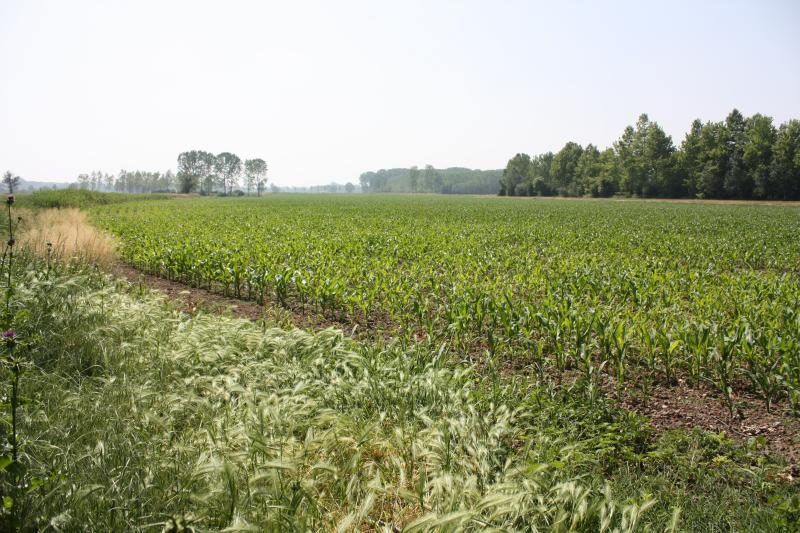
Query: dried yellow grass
xmin=19 ymin=208 xmax=117 ymax=268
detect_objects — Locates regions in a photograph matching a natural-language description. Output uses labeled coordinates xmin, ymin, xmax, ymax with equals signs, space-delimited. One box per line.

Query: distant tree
xmin=345 ymin=182 xmax=355 ymax=193
xmin=368 ymin=170 xmax=390 ymax=192
xmin=2 ymin=171 xmax=21 ymax=194
xmin=697 ymin=121 xmax=728 ymax=198
xmin=408 ymin=166 xmax=420 ymax=192
xmin=723 ymin=109 xmax=751 ymax=199
xmin=245 ymin=158 xmax=268 ymax=196
xmin=500 ymin=154 xmax=531 ymax=196
xmin=256 ymin=164 xmax=268 ymax=196
xmin=551 ymin=142 xmax=583 ymax=195
xmin=162 ymin=169 xmax=175 ymax=191
xmin=359 ymin=172 xmax=371 ymax=192
xmin=526 ymin=152 xmax=554 ymax=195
xmin=423 ymin=165 xmax=441 ymax=192
xmin=215 ymin=152 xmax=242 ymax=195
xmin=197 ymin=152 xmax=216 ymax=194
xmin=743 ymin=114 xmax=777 ymax=199
xmin=593 ymin=148 xmax=622 ymax=197
xmin=614 ymin=114 xmax=676 ymax=197
xmin=177 ymin=151 xmax=206 ymax=193
xmin=432 ymin=171 xmax=444 ymax=193
xmin=502 ymin=109 xmax=797 ymax=200
xmin=770 ymin=119 xmax=800 ymax=200
xmin=678 ymin=119 xmax=705 ymax=197
xmin=77 ymin=173 xmax=91 ymax=189
xmin=269 ymin=183 xmax=280 ymax=193
xmin=576 ymin=144 xmax=601 ymax=196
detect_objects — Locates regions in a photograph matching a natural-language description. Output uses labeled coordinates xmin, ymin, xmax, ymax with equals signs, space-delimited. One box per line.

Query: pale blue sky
xmin=1 ymin=0 xmax=798 ymax=186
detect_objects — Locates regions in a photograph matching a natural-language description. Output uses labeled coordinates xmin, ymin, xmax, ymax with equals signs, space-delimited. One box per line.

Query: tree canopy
xmin=500 ymin=110 xmax=800 ymax=200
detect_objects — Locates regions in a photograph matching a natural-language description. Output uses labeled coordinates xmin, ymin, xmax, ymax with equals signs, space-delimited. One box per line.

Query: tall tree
xmin=770 ymin=119 xmax=800 ymax=200
xmin=215 ymin=152 xmax=242 ymax=195
xmin=593 ymin=148 xmax=622 ymax=197
xmin=576 ymin=144 xmax=601 ymax=196
xmin=359 ymin=172 xmax=372 ymax=193
xmin=551 ymin=142 xmax=583 ymax=195
xmin=196 ymin=151 xmax=216 ymax=194
xmin=245 ymin=158 xmax=268 ymax=196
xmin=2 ymin=171 xmax=21 ymax=194
xmin=744 ymin=114 xmax=777 ymax=199
xmin=615 ymin=114 xmax=676 ymax=197
xmin=77 ymin=173 xmax=91 ymax=189
xmin=177 ymin=151 xmax=206 ymax=193
xmin=527 ymin=152 xmax=554 ymax=195
xmin=723 ymin=109 xmax=751 ymax=198
xmin=501 ymin=154 xmax=531 ymax=196
xmin=679 ymin=119 xmax=705 ymax=198
xmin=423 ymin=165 xmax=440 ymax=192
xmin=409 ymin=166 xmax=420 ymax=192
xmin=697 ymin=121 xmax=728 ymax=198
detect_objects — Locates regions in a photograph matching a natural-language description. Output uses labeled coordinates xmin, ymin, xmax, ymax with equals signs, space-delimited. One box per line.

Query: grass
xmin=1 ymin=191 xmax=798 ymax=530
xmin=0 ymin=258 xmax=798 ymax=531
xmin=16 ymin=208 xmax=117 ymax=268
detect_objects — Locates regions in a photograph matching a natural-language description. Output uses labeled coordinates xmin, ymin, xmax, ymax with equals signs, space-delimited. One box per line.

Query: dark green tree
xmin=744 ymin=114 xmax=777 ymax=199
xmin=770 ymin=119 xmax=800 ymax=200
xmin=551 ymin=142 xmax=583 ymax=195
xmin=722 ymin=109 xmax=751 ymax=199
xmin=501 ymin=154 xmax=531 ymax=196
xmin=615 ymin=114 xmax=676 ymax=197
xmin=576 ymin=144 xmax=601 ymax=196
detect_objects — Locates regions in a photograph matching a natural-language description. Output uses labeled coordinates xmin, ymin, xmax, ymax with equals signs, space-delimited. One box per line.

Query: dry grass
xmin=18 ymin=208 xmax=117 ymax=268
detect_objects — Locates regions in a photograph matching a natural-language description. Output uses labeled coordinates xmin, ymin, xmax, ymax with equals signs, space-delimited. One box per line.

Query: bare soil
xmin=113 ymin=262 xmax=800 ymax=466
xmin=609 ymin=377 xmax=800 ymax=464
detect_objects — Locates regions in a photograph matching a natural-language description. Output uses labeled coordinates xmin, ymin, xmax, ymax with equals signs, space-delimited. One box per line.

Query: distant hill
xmin=359 ymin=167 xmax=502 ymax=195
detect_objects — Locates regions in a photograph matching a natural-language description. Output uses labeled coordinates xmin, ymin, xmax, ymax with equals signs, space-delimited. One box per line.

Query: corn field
xmin=94 ymin=195 xmax=800 ymax=412
xmin=3 ymin=264 xmax=792 ymax=530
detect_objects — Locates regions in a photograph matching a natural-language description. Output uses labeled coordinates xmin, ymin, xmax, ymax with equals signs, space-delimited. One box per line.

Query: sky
xmin=0 ymin=0 xmax=798 ymax=186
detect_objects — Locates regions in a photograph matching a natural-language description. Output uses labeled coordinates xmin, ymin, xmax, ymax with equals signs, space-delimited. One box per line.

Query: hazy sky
xmin=1 ymin=0 xmax=798 ymax=186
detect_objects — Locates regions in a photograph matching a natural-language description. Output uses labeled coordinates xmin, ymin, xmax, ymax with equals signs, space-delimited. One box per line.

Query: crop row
xmin=93 ymin=195 xmax=800 ymax=412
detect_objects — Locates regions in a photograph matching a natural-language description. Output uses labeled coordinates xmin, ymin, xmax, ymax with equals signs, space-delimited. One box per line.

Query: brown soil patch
xmin=111 ymin=262 xmax=395 ymax=337
xmin=113 ymin=262 xmax=800 ymax=465
xmin=608 ymin=377 xmax=800 ymax=464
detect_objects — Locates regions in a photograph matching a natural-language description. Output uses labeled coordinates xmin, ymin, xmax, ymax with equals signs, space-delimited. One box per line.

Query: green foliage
xmin=502 ymin=109 xmax=800 ymax=200
xmin=16 ymin=189 xmax=167 ymax=209
xmin=1 ymin=263 xmax=796 ymax=530
xmin=92 ymin=195 xmax=800 ymax=413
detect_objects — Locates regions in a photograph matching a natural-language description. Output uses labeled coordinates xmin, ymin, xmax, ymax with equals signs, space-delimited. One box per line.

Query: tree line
xmin=360 ymin=166 xmax=502 ymax=194
xmin=500 ymin=110 xmax=800 ymax=200
xmin=176 ymin=151 xmax=268 ymax=196
xmin=2 ymin=169 xmax=178 ymax=194
xmin=76 ymin=170 xmax=176 ymax=193
xmin=5 ymin=151 xmax=270 ymax=196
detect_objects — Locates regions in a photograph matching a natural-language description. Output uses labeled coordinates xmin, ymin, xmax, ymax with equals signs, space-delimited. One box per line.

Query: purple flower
xmin=3 ymin=330 xmax=17 ymax=346
xmin=6 ymin=195 xmax=14 ymax=206
xmin=7 ymin=238 xmax=15 ymax=247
